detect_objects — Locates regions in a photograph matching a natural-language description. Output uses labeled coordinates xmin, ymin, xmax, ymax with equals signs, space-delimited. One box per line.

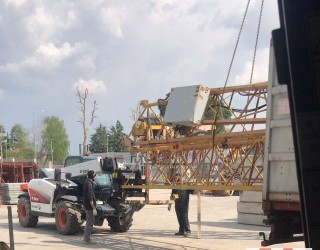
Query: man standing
xmin=171 ymin=173 xmax=192 ymax=237
xmin=83 ymin=170 xmax=97 ymax=244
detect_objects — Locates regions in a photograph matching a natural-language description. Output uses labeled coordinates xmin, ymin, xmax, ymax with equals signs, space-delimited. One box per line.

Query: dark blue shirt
xmin=172 ymin=189 xmax=193 ymax=204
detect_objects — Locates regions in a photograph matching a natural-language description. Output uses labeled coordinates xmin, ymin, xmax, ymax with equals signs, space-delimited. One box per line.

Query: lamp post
xmin=33 ymin=109 xmax=44 ymax=162
xmin=107 ymin=133 xmax=109 ymax=154
xmin=106 ymin=126 xmax=110 ymax=154
xmin=50 ymin=139 xmax=54 ymax=166
xmin=5 ymin=132 xmax=8 ymax=160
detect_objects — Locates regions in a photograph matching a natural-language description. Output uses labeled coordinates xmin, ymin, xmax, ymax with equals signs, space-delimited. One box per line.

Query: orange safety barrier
xmin=20 ymin=183 xmax=29 ymax=192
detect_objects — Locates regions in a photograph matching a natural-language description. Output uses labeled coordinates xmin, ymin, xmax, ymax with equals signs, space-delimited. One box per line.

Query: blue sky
xmin=0 ymin=0 xmax=279 ymax=155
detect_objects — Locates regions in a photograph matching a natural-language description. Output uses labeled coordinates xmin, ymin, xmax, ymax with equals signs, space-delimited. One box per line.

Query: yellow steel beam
xmin=140 ymin=82 xmax=267 ymax=108
xmin=135 ymin=129 xmax=265 ymax=147
xmin=203 ymin=118 xmax=267 ymax=125
xmin=209 ymin=81 xmax=268 ymax=94
xmin=124 ymin=200 xmax=173 ymax=205
xmin=122 ymin=184 xmax=262 ymax=191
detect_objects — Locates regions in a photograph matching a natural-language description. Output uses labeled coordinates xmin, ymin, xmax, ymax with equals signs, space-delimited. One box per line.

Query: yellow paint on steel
xmin=124 ymin=200 xmax=173 ymax=205
xmin=122 ymin=184 xmax=262 ymax=191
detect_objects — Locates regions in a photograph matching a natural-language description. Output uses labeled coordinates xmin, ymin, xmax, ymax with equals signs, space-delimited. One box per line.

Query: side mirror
xmin=66 ymin=173 xmax=72 ymax=180
xmin=100 ymin=157 xmax=115 ymax=173
xmin=54 ymin=168 xmax=61 ymax=181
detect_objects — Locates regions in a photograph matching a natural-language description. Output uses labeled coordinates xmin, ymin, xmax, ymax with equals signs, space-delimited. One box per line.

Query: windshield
xmin=94 ymin=173 xmax=112 ymax=188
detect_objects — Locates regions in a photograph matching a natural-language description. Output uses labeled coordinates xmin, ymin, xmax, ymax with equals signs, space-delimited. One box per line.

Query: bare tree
xmin=130 ymin=101 xmax=143 ymax=122
xmin=76 ymin=87 xmax=97 ymax=156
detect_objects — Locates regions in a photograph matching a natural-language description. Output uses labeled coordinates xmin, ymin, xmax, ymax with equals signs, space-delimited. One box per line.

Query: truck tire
xmin=107 ymin=212 xmax=133 ymax=232
xmin=17 ymin=197 xmax=38 ymax=227
xmin=55 ymin=201 xmax=81 ymax=235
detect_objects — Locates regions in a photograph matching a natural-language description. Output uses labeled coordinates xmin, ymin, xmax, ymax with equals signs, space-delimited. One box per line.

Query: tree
xmin=41 ymin=116 xmax=69 ymax=165
xmin=202 ymin=97 xmax=232 ymax=134
xmin=130 ymin=101 xmax=143 ymax=122
xmin=76 ymin=87 xmax=97 ymax=156
xmin=89 ymin=124 xmax=108 ymax=153
xmin=0 ymin=124 xmax=5 ymax=159
xmin=9 ymin=124 xmax=33 ymax=160
xmin=108 ymin=121 xmax=126 ymax=152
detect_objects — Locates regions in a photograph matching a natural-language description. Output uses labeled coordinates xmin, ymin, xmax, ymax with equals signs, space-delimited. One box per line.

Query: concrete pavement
xmin=0 ymin=190 xmax=305 ymax=249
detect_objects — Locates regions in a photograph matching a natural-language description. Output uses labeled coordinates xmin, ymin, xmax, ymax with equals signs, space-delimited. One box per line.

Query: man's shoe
xmin=174 ymin=232 xmax=184 ymax=236
xmin=82 ymin=239 xmax=97 ymax=245
xmin=184 ymin=232 xmax=191 ymax=237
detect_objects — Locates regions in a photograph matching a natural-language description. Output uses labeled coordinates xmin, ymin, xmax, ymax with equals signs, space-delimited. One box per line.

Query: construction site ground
xmin=0 ymin=189 xmax=305 ymax=250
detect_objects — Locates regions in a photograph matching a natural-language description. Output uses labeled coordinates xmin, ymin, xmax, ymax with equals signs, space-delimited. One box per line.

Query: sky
xmin=0 ymin=0 xmax=280 ymax=155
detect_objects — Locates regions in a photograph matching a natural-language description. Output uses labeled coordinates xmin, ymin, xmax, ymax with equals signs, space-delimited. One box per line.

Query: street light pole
xmin=33 ymin=109 xmax=44 ymax=162
xmin=106 ymin=126 xmax=109 ymax=154
xmin=33 ymin=112 xmax=36 ymax=161
xmin=51 ymin=139 xmax=54 ymax=166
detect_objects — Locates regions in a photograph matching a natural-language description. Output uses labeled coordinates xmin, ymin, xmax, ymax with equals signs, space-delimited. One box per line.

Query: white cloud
xmin=73 ymin=78 xmax=107 ymax=95
xmin=77 ymin=56 xmax=95 ymax=69
xmin=100 ymin=7 xmax=127 ymax=38
xmin=25 ymin=5 xmax=77 ymax=44
xmin=36 ymin=42 xmax=86 ymax=61
xmin=0 ymin=42 xmax=88 ymax=72
xmin=235 ymin=48 xmax=270 ymax=84
xmin=5 ymin=0 xmax=27 ymax=7
xmin=0 ymin=89 xmax=4 ymax=98
xmin=67 ymin=10 xmax=76 ymax=23
xmin=26 ymin=7 xmax=56 ymax=43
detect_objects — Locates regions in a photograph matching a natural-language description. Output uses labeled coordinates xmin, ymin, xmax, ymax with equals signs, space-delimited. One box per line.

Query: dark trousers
xmin=175 ymin=202 xmax=190 ymax=233
xmin=83 ymin=209 xmax=94 ymax=240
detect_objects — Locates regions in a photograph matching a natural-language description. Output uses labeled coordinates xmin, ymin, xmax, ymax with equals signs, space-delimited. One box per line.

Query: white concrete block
xmin=237 ymin=212 xmax=268 ymax=226
xmin=237 ymin=201 xmax=263 ymax=214
xmin=239 ymin=191 xmax=262 ymax=202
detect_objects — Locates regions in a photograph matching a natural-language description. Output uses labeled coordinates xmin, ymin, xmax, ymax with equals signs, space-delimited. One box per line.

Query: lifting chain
xmin=212 ymin=0 xmax=251 ymax=146
xmin=224 ymin=0 xmax=251 ymax=88
xmin=249 ymin=0 xmax=265 ymax=84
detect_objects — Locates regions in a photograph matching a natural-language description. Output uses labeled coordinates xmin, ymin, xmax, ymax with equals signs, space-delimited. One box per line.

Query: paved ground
xmin=0 ymin=190 xmax=305 ymax=250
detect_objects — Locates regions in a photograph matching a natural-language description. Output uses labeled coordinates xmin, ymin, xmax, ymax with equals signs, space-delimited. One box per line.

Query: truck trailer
xmin=261 ymin=41 xmax=303 ymax=246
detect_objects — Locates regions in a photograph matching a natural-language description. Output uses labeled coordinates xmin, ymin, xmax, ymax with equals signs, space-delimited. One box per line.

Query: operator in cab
xmin=83 ymin=170 xmax=97 ymax=244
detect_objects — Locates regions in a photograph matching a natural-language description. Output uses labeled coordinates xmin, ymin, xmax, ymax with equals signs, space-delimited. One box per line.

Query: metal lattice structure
xmin=123 ymin=81 xmax=268 ymax=192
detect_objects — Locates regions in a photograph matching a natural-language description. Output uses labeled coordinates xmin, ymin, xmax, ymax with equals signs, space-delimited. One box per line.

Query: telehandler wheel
xmin=107 ymin=212 xmax=133 ymax=232
xmin=17 ymin=197 xmax=39 ymax=227
xmin=55 ymin=201 xmax=81 ymax=235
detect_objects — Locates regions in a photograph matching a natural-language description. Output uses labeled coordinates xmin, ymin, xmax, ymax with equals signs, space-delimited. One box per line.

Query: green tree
xmin=9 ymin=124 xmax=34 ymax=160
xmin=41 ymin=116 xmax=69 ymax=165
xmin=89 ymin=124 xmax=108 ymax=153
xmin=202 ymin=97 xmax=232 ymax=134
xmin=108 ymin=120 xmax=126 ymax=152
xmin=0 ymin=124 xmax=5 ymax=159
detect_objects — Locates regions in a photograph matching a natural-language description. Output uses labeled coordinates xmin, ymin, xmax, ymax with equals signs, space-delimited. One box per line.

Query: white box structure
xmin=164 ymin=85 xmax=210 ymax=126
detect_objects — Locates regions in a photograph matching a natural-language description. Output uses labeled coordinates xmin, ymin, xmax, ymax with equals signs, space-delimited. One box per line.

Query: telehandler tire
xmin=107 ymin=212 xmax=133 ymax=232
xmin=17 ymin=197 xmax=39 ymax=227
xmin=55 ymin=201 xmax=81 ymax=235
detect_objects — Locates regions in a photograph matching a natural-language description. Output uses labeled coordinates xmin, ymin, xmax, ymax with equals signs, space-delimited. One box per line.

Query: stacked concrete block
xmin=237 ymin=190 xmax=267 ymax=226
xmin=0 ymin=183 xmax=22 ymax=205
